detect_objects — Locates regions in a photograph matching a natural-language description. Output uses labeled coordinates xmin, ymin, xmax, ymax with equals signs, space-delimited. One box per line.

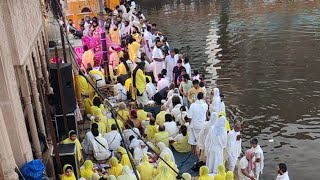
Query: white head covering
xmin=209 ymin=112 xmax=219 ymax=126
xmin=117 ymin=166 xmax=137 ymax=180
xmin=212 ymin=88 xmax=221 ymax=113
xmin=205 ymin=116 xmax=227 ymax=152
xmin=157 ymin=142 xmax=175 ymax=163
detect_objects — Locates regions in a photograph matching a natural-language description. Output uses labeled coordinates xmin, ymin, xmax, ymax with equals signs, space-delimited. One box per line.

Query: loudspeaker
xmin=51 ymin=144 xmax=80 ymax=179
xmin=154 ymin=86 xmax=169 ymax=105
xmin=144 ymin=105 xmax=161 ymax=118
xmin=50 ymin=63 xmax=76 ymax=114
xmin=53 ymin=113 xmax=78 ymax=142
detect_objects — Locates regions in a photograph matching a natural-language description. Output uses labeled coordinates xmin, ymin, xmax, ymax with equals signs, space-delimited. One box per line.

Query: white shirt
xmin=152 ymin=47 xmax=164 ymax=61
xmin=129 ymin=138 xmax=140 ymax=149
xmin=171 ymin=104 xmax=182 ymax=120
xmin=146 ymin=83 xmax=157 ymax=99
xmin=252 ymin=145 xmax=264 ymax=174
xmin=164 ymin=121 xmax=178 ymax=138
xmin=165 ymin=55 xmax=176 ymax=81
xmin=116 ymin=83 xmax=127 ymax=101
xmin=226 ymin=130 xmax=242 ymax=158
xmin=119 ymin=5 xmax=127 ymax=13
xmin=123 ymin=128 xmax=141 ymax=147
xmin=144 ymin=31 xmax=154 ymax=48
xmin=276 ymin=172 xmax=290 ymax=180
xmin=104 ymin=130 xmax=122 ymax=151
xmin=238 ymin=156 xmax=251 ymax=180
xmin=89 ymin=135 xmax=111 ymax=161
xmin=157 ymin=78 xmax=169 ymax=91
xmin=188 ymin=100 xmax=208 ymax=130
xmin=131 ymin=1 xmax=136 ymax=8
xmin=182 ymin=62 xmax=191 ymax=77
xmin=126 ymin=60 xmax=134 ymax=72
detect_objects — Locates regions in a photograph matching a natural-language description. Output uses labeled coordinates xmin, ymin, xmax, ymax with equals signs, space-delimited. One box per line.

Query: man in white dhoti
xmin=197 ymin=112 xmax=218 ymax=162
xmin=205 ymin=116 xmax=227 ymax=174
xmin=165 ymin=50 xmax=176 ymax=81
xmin=187 ymin=92 xmax=208 ymax=152
xmin=250 ymin=138 xmax=264 ymax=180
xmin=152 ymin=40 xmax=165 ymax=81
xmin=226 ymin=121 xmax=242 ymax=172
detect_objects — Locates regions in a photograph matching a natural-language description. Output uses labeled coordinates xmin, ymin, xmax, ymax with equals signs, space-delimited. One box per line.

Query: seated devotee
xmin=170 ymin=96 xmax=184 ymax=120
xmin=164 ymin=88 xmax=183 ymax=111
xmin=117 ymin=102 xmax=130 ymax=121
xmin=61 ymin=164 xmax=77 ymax=180
xmin=176 ymin=106 xmax=189 ymax=126
xmin=89 ymin=69 xmax=106 ymax=88
xmin=80 ymin=160 xmax=94 ymax=180
xmin=153 ymin=166 xmax=175 ymax=180
xmin=146 ymin=77 xmax=157 ymax=100
xmin=136 ymin=103 xmax=150 ymax=123
xmin=82 ymin=123 xmax=99 ymax=155
xmin=154 ymin=125 xmax=169 ymax=147
xmin=155 ymin=153 xmax=178 ymax=178
xmin=157 ymin=73 xmax=170 ymax=91
xmin=133 ymin=140 xmax=148 ymax=163
xmin=197 ymin=166 xmax=212 ymax=180
xmin=90 ymin=173 xmax=101 ymax=180
xmin=145 ymin=117 xmax=159 ymax=142
xmin=130 ymin=109 xmax=141 ymax=128
xmin=116 ymin=78 xmax=127 ymax=101
xmin=109 ymin=157 xmax=123 ymax=177
xmin=167 ymin=83 xmax=175 ymax=98
xmin=137 ymin=155 xmax=155 ymax=180
xmin=225 ymin=171 xmax=234 ymax=180
xmin=156 ymin=105 xmax=167 ymax=125
xmin=157 ymin=142 xmax=175 ymax=163
xmin=188 ymin=79 xmax=205 ymax=103
xmin=123 ymin=121 xmax=141 ymax=147
xmin=129 ymin=135 xmax=140 ymax=150
xmin=90 ymin=115 xmax=107 ymax=135
xmin=89 ymin=128 xmax=111 ymax=163
xmin=117 ymin=165 xmax=137 ymax=180
xmin=104 ymin=124 xmax=122 ymax=151
xmin=117 ymin=57 xmax=131 ymax=76
xmin=116 ymin=147 xmax=133 ymax=170
xmin=182 ymin=173 xmax=192 ymax=180
xmin=163 ymin=114 xmax=178 ymax=139
xmin=171 ymin=125 xmax=191 ymax=153
xmin=214 ymin=165 xmax=226 ymax=180
xmin=81 ymin=45 xmax=95 ymax=73
xmin=62 ymin=130 xmax=83 ymax=162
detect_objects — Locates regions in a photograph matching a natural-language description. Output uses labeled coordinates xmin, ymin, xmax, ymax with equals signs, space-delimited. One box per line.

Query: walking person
xmin=250 ymin=138 xmax=264 ymax=180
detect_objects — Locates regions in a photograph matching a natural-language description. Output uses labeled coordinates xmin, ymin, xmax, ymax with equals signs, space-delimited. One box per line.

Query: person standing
xmin=205 ymin=116 xmax=227 ymax=174
xmin=187 ymin=92 xmax=208 ymax=152
xmin=104 ymin=124 xmax=122 ymax=151
xmin=249 ymin=138 xmax=264 ymax=180
xmin=179 ymin=74 xmax=193 ymax=107
xmin=226 ymin=121 xmax=242 ymax=172
xmin=144 ymin=25 xmax=154 ymax=60
xmin=182 ymin=57 xmax=192 ymax=78
xmin=238 ymin=149 xmax=256 ymax=180
xmin=188 ymin=80 xmax=205 ymax=104
xmin=132 ymin=61 xmax=148 ymax=105
xmin=276 ymin=163 xmax=290 ymax=180
xmin=172 ymin=59 xmax=186 ymax=87
xmin=165 ymin=50 xmax=176 ymax=81
xmin=152 ymin=40 xmax=165 ymax=81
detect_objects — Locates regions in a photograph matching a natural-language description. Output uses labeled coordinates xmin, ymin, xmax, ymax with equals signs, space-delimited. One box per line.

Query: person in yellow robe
xmin=154 ymin=125 xmax=169 ymax=147
xmin=214 ymin=165 xmax=226 ymax=180
xmin=128 ymin=37 xmax=141 ymax=63
xmin=145 ymin=117 xmax=158 ymax=141
xmin=90 ymin=115 xmax=107 ymax=135
xmin=110 ymin=27 xmax=121 ymax=45
xmin=81 ymin=45 xmax=95 ymax=73
xmin=156 ymin=106 xmax=167 ymax=125
xmin=117 ymin=165 xmax=137 ymax=180
xmin=225 ymin=171 xmax=234 ymax=180
xmin=171 ymin=125 xmax=191 ymax=153
xmin=182 ymin=173 xmax=192 ymax=180
xmin=62 ymin=130 xmax=83 ymax=162
xmin=132 ymin=61 xmax=147 ymax=104
xmin=109 ymin=157 xmax=123 ymax=177
xmin=155 ymin=153 xmax=178 ymax=178
xmin=132 ymin=26 xmax=142 ymax=44
xmin=78 ymin=75 xmax=89 ymax=95
xmin=61 ymin=164 xmax=77 ymax=180
xmin=137 ymin=104 xmax=150 ymax=123
xmin=198 ymin=166 xmax=213 ymax=180
xmin=117 ymin=57 xmax=130 ymax=76
xmin=117 ymin=102 xmax=130 ymax=121
xmin=116 ymin=147 xmax=134 ymax=169
xmin=137 ymin=155 xmax=155 ymax=180
xmin=153 ymin=165 xmax=175 ymax=180
xmin=80 ymin=160 xmax=94 ymax=180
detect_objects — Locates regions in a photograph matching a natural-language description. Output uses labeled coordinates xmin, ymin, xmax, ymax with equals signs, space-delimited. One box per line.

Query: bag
xmin=21 ymin=159 xmax=45 ymax=180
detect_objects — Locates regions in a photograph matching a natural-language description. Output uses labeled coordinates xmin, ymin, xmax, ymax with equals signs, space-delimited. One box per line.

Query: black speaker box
xmin=50 ymin=63 xmax=76 ymax=114
xmin=53 ymin=113 xmax=78 ymax=142
xmin=51 ymin=144 xmax=80 ymax=179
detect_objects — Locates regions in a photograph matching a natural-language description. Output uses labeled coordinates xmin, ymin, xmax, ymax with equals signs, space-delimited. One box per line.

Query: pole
xmin=55 ymin=47 xmax=69 ymax=139
xmin=98 ymin=0 xmax=111 ymax=83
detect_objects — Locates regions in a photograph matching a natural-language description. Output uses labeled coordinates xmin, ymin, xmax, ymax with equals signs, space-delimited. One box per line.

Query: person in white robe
xmin=157 ymin=142 xmax=175 ymax=163
xmin=209 ymin=88 xmax=222 ymax=114
xmin=205 ymin=116 xmax=227 ymax=174
xmin=116 ymin=81 xmax=127 ymax=101
xmin=187 ymin=92 xmax=208 ymax=148
xmin=89 ymin=128 xmax=111 ymax=161
xmin=276 ymin=163 xmax=290 ymax=180
xmin=104 ymin=124 xmax=122 ymax=151
xmin=123 ymin=121 xmax=141 ymax=147
xmin=143 ymin=26 xmax=154 ymax=60
xmin=238 ymin=149 xmax=255 ymax=180
xmin=197 ymin=112 xmax=218 ymax=162
xmin=81 ymin=123 xmax=100 ymax=154
xmin=133 ymin=140 xmax=148 ymax=164
xmin=250 ymin=138 xmax=264 ymax=180
xmin=146 ymin=79 xmax=157 ymax=100
xmin=226 ymin=121 xmax=242 ymax=172
xmin=152 ymin=40 xmax=165 ymax=81
xmin=165 ymin=50 xmax=176 ymax=81
xmin=164 ymin=114 xmax=178 ymax=139
xmin=164 ymin=88 xmax=183 ymax=111
xmin=157 ymin=74 xmax=170 ymax=91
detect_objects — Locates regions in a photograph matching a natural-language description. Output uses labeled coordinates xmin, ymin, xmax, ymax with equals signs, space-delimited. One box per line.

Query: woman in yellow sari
xmin=128 ymin=36 xmax=141 ymax=63
xmin=214 ymin=165 xmax=226 ymax=180
xmin=61 ymin=164 xmax=76 ymax=180
xmin=116 ymin=146 xmax=134 ymax=169
xmin=137 ymin=155 xmax=155 ymax=180
xmin=63 ymin=130 xmax=83 ymax=162
xmin=109 ymin=157 xmax=123 ymax=177
xmin=198 ymin=166 xmax=213 ymax=180
xmin=80 ymin=160 xmax=94 ymax=180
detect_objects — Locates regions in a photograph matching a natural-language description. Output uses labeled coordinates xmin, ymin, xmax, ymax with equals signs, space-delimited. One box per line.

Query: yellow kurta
xmin=132 ymin=69 xmax=146 ymax=100
xmin=109 ymin=157 xmax=123 ymax=177
xmin=156 ymin=111 xmax=167 ymax=125
xmin=117 ymin=147 xmax=133 ymax=170
xmin=155 ymin=154 xmax=178 ymax=178
xmin=132 ymin=33 xmax=142 ymax=44
xmin=63 ymin=132 xmax=83 ymax=162
xmin=61 ymin=164 xmax=77 ymax=180
xmin=125 ymin=78 xmax=132 ymax=92
xmin=154 ymin=131 xmax=169 ymax=147
xmin=78 ymin=75 xmax=89 ymax=95
xmin=117 ymin=109 xmax=130 ymax=121
xmin=80 ymin=160 xmax=94 ymax=180
xmin=128 ymin=41 xmax=140 ymax=63
xmin=137 ymin=155 xmax=155 ymax=180
xmin=214 ymin=165 xmax=226 ymax=180
xmin=145 ymin=124 xmax=159 ymax=141
xmin=172 ymin=132 xmax=191 ymax=153
xmin=117 ymin=63 xmax=128 ymax=76
xmin=137 ymin=109 xmax=149 ymax=123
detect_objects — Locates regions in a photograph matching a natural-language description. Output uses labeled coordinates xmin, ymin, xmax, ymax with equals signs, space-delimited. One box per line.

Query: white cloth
xmin=165 ymin=55 xmax=176 ymax=81
xmin=164 ymin=121 xmax=178 ymax=138
xmin=187 ymin=100 xmax=208 ymax=145
xmin=276 ymin=172 xmax=290 ymax=180
xmin=146 ymin=82 xmax=157 ymax=99
xmin=81 ymin=131 xmax=97 ymax=154
xmin=176 ymin=111 xmax=188 ymax=126
xmin=252 ymin=145 xmax=264 ymax=179
xmin=157 ymin=78 xmax=170 ymax=91
xmin=126 ymin=60 xmax=135 ymax=72
xmin=210 ymin=88 xmax=222 ymax=114
xmin=91 ymin=73 xmax=106 ymax=87
xmin=182 ymin=62 xmax=191 ymax=78
xmin=116 ymin=83 xmax=127 ymax=101
xmin=171 ymin=104 xmax=182 ymax=120
xmin=226 ymin=130 xmax=242 ymax=172
xmin=144 ymin=61 xmax=152 ymax=72
xmin=130 ymin=1 xmax=136 ymax=9
xmin=220 ymin=101 xmax=226 ymax=114
xmin=119 ymin=5 xmax=127 ymax=13
xmin=104 ymin=130 xmax=122 ymax=151
xmin=158 ymin=142 xmax=175 ymax=163
xmin=197 ymin=112 xmax=218 ymax=153
xmin=238 ymin=156 xmax=252 ymax=180
xmin=129 ymin=138 xmax=140 ymax=150
xmin=120 ymin=24 xmax=131 ymax=37
xmin=89 ymin=135 xmax=111 ymax=161
xmin=164 ymin=94 xmax=183 ymax=111
xmin=205 ymin=117 xmax=227 ymax=173
xmin=152 ymin=47 xmax=165 ymax=80
xmin=123 ymin=128 xmax=141 ymax=147
xmin=133 ymin=140 xmax=148 ymax=163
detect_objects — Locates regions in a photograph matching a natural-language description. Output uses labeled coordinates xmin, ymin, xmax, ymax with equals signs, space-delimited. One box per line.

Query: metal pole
xmin=55 ymin=47 xmax=69 ymax=139
xmin=98 ymin=0 xmax=111 ymax=83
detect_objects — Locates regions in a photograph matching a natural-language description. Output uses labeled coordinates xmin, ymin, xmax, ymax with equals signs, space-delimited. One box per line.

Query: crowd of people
xmin=59 ymin=0 xmax=291 ymax=180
